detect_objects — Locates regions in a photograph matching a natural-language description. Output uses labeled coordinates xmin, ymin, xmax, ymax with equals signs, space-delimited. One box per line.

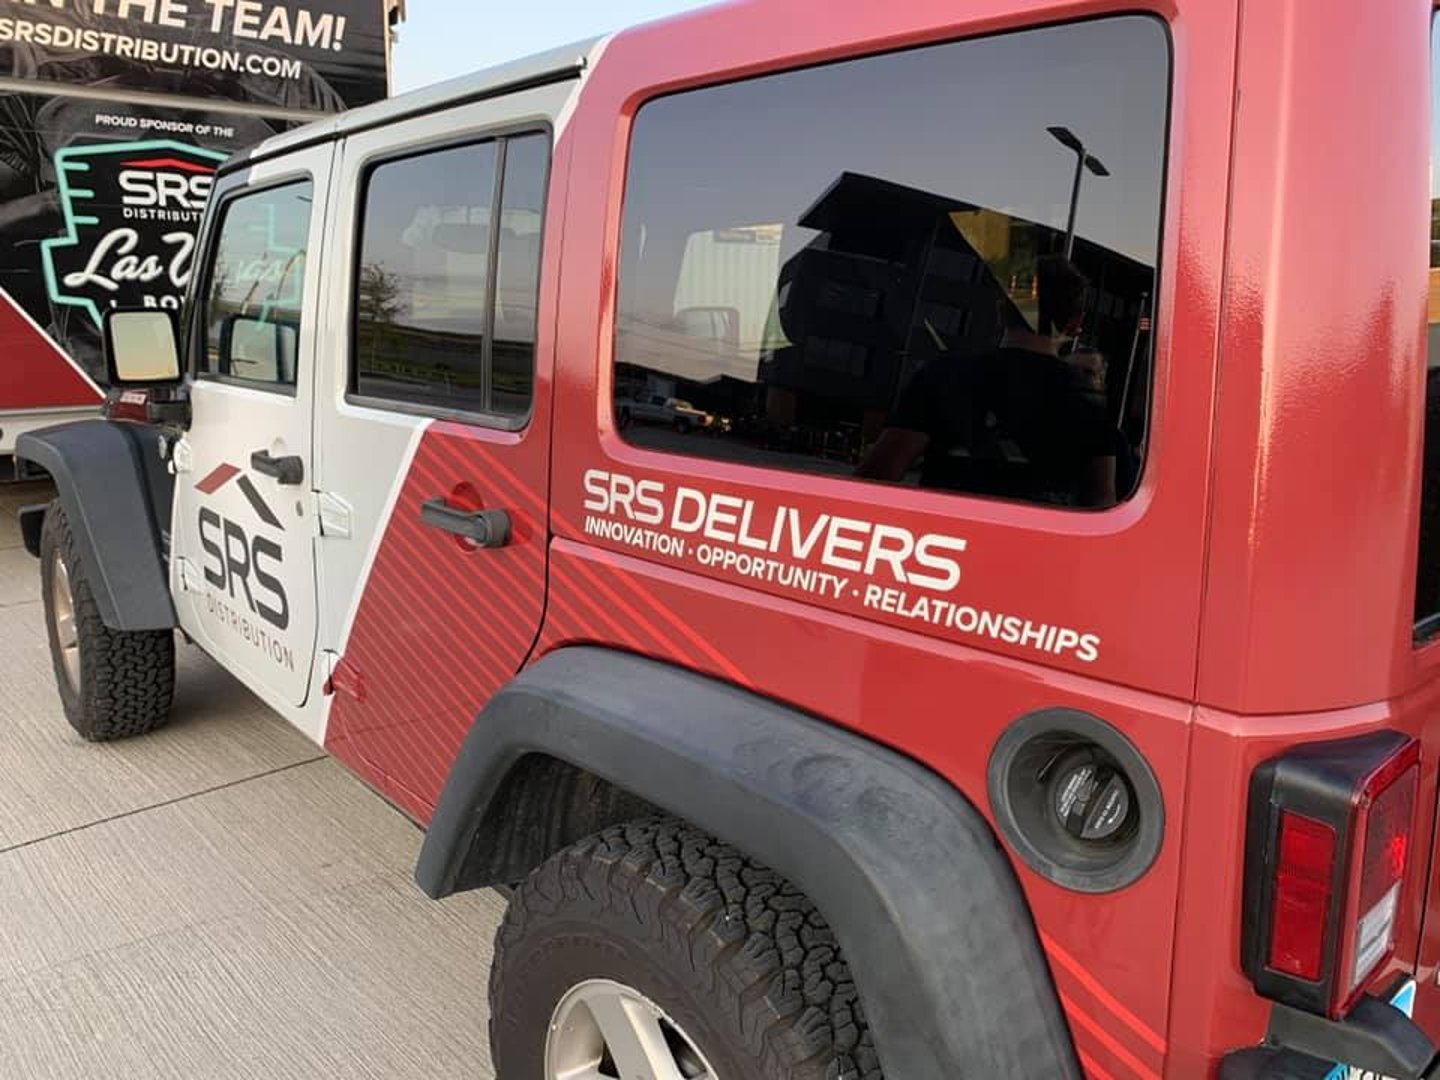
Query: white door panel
xmin=170 ymin=147 xmax=335 ymax=726
xmin=172 ymin=386 xmax=314 ymax=704
xmin=306 ymin=87 xmax=571 ymax=805
xmin=314 ymin=404 xmax=426 ymax=651
xmin=313 ymin=82 xmax=574 ymax=653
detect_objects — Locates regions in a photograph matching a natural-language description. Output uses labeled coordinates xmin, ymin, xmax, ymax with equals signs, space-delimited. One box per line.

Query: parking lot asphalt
xmin=0 ymin=482 xmax=502 ymax=1079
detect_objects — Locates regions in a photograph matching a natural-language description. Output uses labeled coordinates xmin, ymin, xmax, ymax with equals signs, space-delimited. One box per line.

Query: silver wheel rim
xmin=50 ymin=551 xmax=80 ymax=691
xmin=544 ymin=978 xmax=718 ymax=1080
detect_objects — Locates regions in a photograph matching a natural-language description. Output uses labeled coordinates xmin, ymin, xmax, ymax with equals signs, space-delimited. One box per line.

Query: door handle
xmin=251 ymin=450 xmax=305 ymax=486
xmin=420 ymin=499 xmax=511 ymax=549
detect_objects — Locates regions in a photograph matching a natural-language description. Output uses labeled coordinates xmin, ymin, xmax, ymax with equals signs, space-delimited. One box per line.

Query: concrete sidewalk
xmin=0 ymin=483 xmax=502 ymax=1079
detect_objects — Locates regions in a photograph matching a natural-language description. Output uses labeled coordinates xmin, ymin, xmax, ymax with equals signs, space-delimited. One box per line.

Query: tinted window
xmin=615 ymin=17 xmax=1170 ymax=510
xmin=1416 ymin=16 xmax=1440 ymax=635
xmin=355 ymin=142 xmax=496 ymax=411
xmin=354 ymin=133 xmax=547 ymax=418
xmin=494 ymin=134 xmax=548 ymax=416
xmin=201 ymin=181 xmax=313 ymax=387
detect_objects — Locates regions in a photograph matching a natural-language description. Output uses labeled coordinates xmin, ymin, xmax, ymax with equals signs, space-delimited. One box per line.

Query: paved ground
xmin=0 ymin=482 xmax=503 ymax=1079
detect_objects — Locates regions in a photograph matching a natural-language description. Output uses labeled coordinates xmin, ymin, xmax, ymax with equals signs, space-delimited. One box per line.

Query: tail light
xmin=1242 ymin=731 xmax=1421 ymax=1019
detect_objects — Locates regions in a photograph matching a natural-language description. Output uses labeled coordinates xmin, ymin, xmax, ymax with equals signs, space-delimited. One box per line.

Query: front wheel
xmin=489 ymin=818 xmax=882 ymax=1080
xmin=40 ymin=499 xmax=175 ymax=741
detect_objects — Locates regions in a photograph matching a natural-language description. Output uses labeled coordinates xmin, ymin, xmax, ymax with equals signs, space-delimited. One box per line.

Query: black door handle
xmin=420 ymin=499 xmax=511 ymax=549
xmin=251 ymin=450 xmax=304 ymax=486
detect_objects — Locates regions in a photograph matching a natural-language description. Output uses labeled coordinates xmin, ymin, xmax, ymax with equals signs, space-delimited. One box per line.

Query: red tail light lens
xmin=1242 ymin=731 xmax=1421 ymax=1019
xmin=1337 ymin=742 xmax=1420 ymax=1015
xmin=1269 ymin=813 xmax=1337 ymax=980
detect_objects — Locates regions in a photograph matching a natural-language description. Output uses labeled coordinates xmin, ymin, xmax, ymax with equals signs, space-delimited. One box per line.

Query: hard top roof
xmin=223 ymin=36 xmax=601 ymax=173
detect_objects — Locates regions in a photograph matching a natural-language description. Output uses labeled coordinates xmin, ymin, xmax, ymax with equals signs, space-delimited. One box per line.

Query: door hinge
xmin=175 ymin=556 xmax=204 ymax=594
xmin=322 ymin=650 xmax=365 ymax=701
xmin=317 ymin=492 xmax=353 ymax=539
xmin=171 ymin=437 xmax=194 ymax=475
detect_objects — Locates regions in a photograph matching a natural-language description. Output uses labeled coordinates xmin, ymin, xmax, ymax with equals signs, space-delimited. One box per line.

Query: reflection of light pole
xmin=1047 ymin=126 xmax=1110 ymax=258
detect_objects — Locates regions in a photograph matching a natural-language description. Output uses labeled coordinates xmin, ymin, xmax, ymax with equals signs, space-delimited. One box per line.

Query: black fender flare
xmin=16 ymin=420 xmax=176 ymax=632
xmin=416 ymin=646 xmax=1081 ymax=1079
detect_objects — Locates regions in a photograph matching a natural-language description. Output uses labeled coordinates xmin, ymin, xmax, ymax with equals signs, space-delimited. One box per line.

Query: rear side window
xmin=615 ymin=16 xmax=1170 ymax=510
xmin=200 ymin=181 xmax=313 ymax=388
xmin=1416 ymin=16 xmax=1440 ymax=637
xmin=353 ymin=132 xmax=549 ymax=420
xmin=494 ymin=134 xmax=549 ymax=416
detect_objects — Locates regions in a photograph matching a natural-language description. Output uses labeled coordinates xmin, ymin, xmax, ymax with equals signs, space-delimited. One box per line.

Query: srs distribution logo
xmin=193 ymin=460 xmax=295 ymax=670
xmin=41 ymin=138 xmax=227 ymax=328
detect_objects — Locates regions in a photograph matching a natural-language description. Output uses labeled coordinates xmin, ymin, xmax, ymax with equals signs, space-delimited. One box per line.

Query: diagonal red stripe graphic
xmin=1042 ymin=932 xmax=1166 ymax=1057
xmin=555 ymin=539 xmax=753 ymax=687
xmin=326 ymin=423 xmax=551 ymax=816
xmin=1078 ymin=1049 xmax=1120 ymax=1080
xmin=1059 ymin=992 xmax=1161 ymax=1080
xmin=194 ymin=463 xmax=240 ymax=494
xmin=443 ymin=442 xmax=744 ymax=682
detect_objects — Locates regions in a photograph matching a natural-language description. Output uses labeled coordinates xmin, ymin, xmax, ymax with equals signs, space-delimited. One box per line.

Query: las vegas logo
xmin=41 ymin=139 xmax=228 ymax=329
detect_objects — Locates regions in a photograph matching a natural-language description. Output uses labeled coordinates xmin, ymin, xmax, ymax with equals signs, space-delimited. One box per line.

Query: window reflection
xmin=493 ymin=133 xmax=547 ymax=417
xmin=353 ymin=135 xmax=545 ymax=418
xmin=202 ymin=182 xmax=312 ymax=386
xmin=615 ymin=16 xmax=1169 ymax=510
xmin=355 ymin=141 xmax=497 ymax=413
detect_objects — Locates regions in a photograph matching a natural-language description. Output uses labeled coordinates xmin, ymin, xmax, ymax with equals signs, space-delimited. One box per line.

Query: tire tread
xmin=41 ymin=499 xmax=174 ymax=741
xmin=491 ymin=817 xmax=884 ymax=1080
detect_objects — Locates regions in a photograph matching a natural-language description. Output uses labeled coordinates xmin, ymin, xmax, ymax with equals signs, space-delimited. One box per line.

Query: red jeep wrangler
xmin=14 ymin=1 xmax=1440 ymax=1076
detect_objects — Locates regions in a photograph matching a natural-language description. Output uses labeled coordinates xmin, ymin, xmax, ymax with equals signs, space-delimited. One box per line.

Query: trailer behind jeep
xmin=0 ymin=0 xmax=401 ymax=465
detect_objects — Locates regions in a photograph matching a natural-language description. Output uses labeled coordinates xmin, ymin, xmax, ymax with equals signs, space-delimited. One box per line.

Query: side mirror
xmin=103 ymin=309 xmax=182 ymax=387
xmin=675 ymin=306 xmax=741 ymax=348
xmin=219 ymin=315 xmax=298 ymax=385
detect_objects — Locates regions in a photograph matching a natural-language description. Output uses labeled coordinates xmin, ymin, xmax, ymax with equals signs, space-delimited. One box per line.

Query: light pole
xmin=1047 ymin=126 xmax=1110 ymax=258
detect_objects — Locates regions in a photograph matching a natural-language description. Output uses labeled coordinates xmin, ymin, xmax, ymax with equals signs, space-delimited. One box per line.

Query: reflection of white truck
xmin=0 ymin=0 xmax=403 ymax=467
xmin=617 ymin=393 xmax=714 ymax=432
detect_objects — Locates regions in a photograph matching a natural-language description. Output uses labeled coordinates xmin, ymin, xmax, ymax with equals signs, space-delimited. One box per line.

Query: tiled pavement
xmin=0 ymin=482 xmax=501 ymax=1079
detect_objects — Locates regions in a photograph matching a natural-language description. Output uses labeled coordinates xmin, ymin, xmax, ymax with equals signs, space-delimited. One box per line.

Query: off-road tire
xmin=490 ymin=817 xmax=884 ymax=1080
xmin=40 ymin=499 xmax=174 ymax=741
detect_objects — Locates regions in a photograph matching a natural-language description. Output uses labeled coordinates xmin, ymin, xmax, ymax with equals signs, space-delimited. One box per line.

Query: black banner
xmin=0 ymin=0 xmax=388 ymax=111
xmin=0 ymin=92 xmax=289 ymax=383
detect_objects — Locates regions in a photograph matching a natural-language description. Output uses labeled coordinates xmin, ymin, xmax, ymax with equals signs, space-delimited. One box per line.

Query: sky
xmin=391 ymin=0 xmax=716 ymax=93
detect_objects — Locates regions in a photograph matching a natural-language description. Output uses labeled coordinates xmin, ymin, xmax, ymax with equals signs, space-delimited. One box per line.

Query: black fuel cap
xmin=1050 ymin=748 xmax=1133 ymax=843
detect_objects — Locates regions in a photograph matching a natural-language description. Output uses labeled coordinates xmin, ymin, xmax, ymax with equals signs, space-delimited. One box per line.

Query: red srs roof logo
xmin=118 ymin=156 xmax=218 ymax=214
xmin=119 ymin=157 xmax=219 ymax=175
xmin=195 ymin=463 xmax=283 ymax=531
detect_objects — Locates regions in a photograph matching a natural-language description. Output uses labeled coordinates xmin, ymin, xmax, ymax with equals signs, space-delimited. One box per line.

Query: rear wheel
xmin=40 ymin=499 xmax=174 ymax=741
xmin=489 ymin=818 xmax=883 ymax=1080
xmin=547 ymin=978 xmax=719 ymax=1079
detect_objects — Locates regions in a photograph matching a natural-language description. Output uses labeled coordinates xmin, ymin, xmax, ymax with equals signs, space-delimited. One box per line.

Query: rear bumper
xmin=1220 ymin=988 xmax=1437 ymax=1079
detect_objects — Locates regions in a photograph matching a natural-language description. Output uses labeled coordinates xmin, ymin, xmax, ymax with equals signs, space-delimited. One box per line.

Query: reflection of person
xmin=1065 ymin=346 xmax=1106 ymax=394
xmin=857 ymin=255 xmax=1117 ymax=508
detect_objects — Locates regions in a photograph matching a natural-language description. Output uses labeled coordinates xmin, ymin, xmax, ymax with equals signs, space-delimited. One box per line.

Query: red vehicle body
xmin=533 ymin=0 xmax=1427 ymax=1071
xmin=19 ymin=0 xmax=1440 ymax=1075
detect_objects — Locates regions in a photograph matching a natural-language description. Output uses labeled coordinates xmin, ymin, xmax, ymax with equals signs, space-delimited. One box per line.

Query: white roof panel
xmin=233 ymin=36 xmax=601 ymax=166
